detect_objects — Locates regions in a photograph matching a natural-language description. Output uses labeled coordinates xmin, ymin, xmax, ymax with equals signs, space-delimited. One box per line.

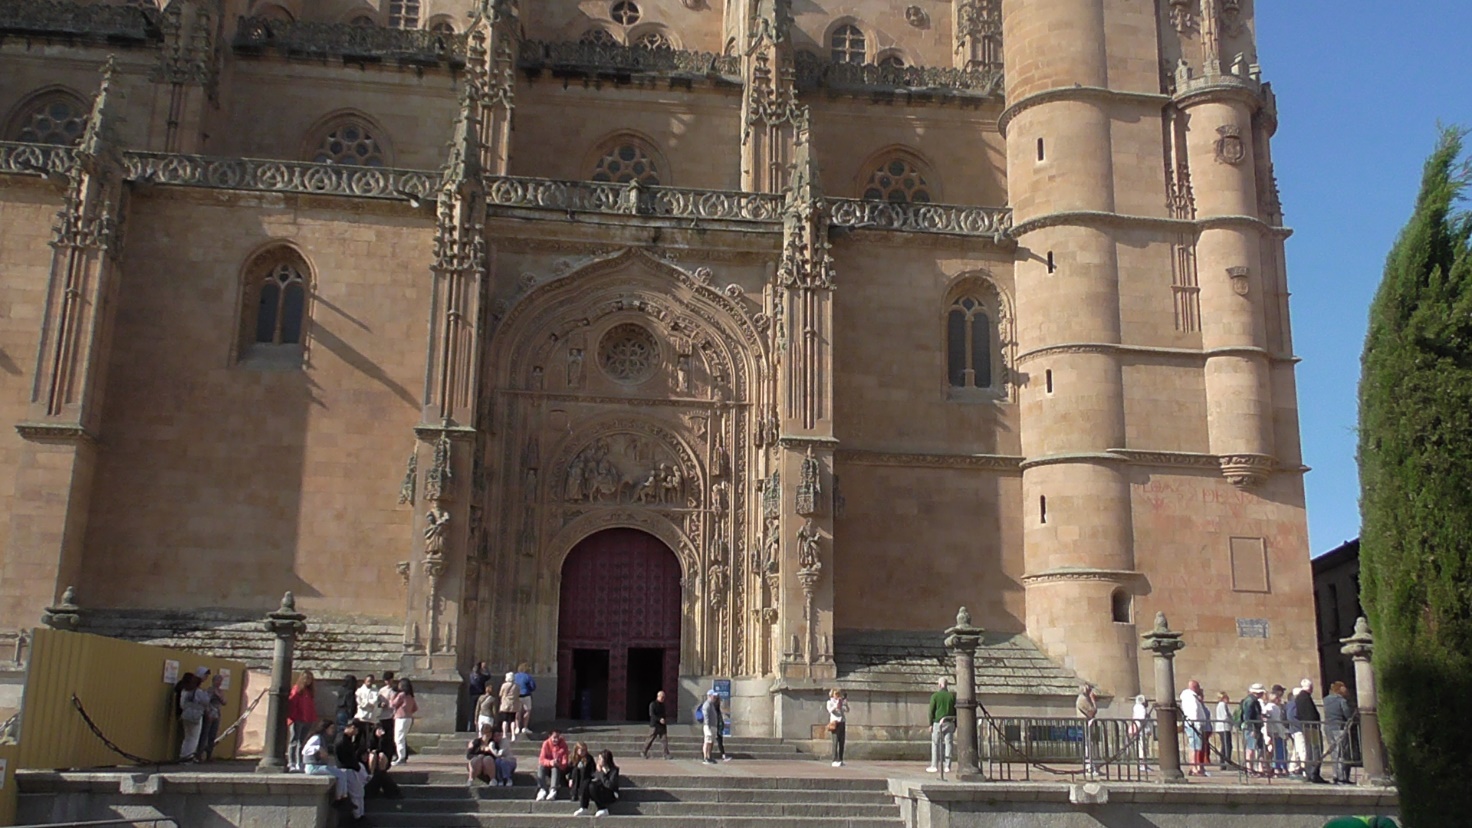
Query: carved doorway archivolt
xmin=557 ymin=528 xmax=682 ymax=722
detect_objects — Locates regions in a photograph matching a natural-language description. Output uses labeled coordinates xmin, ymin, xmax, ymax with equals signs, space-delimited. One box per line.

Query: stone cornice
xmin=1018 ymin=452 xmax=1128 ymax=471
xmin=413 ymin=424 xmax=477 ymax=441
xmin=15 ymin=422 xmax=98 ymax=446
xmin=498 ymin=389 xmax=733 ymax=410
xmin=1107 ymin=449 xmax=1220 ymax=470
xmin=998 ymin=86 xmax=1171 ymax=136
xmin=1016 ymin=342 xmax=1297 ymax=365
xmin=1010 ymin=209 xmax=1291 ymax=240
xmin=1172 ymin=74 xmax=1264 ymax=110
xmin=779 ymin=436 xmax=840 ymax=451
xmin=835 ymin=449 xmax=1023 ymax=472
xmin=1021 ymin=567 xmax=1146 ymax=586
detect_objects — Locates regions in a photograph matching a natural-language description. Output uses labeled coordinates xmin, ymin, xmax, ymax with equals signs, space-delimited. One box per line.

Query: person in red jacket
xmin=286 ymin=671 xmax=316 ymax=772
xmin=535 ymin=729 xmax=570 ymax=801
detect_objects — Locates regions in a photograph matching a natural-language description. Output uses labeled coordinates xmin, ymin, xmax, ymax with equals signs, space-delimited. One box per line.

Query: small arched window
xmin=428 ymin=17 xmax=455 ymax=34
xmin=590 ymin=140 xmax=661 ymax=185
xmin=348 ymin=13 xmax=376 ymax=27
xmin=239 ymin=247 xmax=311 ymax=362
xmin=830 ymin=24 xmax=866 ymax=64
xmin=635 ymin=30 xmax=675 ymax=50
xmin=254 ymin=3 xmax=295 ymax=22
xmin=862 ymin=156 xmax=932 ymax=203
xmin=387 ymin=0 xmax=419 ymax=29
xmin=580 ymin=27 xmax=619 ymax=46
xmin=6 ymin=91 xmax=89 ymax=145
xmin=947 ymin=296 xmax=993 ymax=390
xmin=309 ymin=118 xmax=387 ymax=167
xmin=877 ymin=51 xmax=906 ymax=68
xmin=1111 ymin=590 xmax=1133 ymax=624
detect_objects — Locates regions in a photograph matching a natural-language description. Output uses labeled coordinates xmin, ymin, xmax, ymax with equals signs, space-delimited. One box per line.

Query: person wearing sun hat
xmin=1239 ymin=683 xmax=1266 ymax=774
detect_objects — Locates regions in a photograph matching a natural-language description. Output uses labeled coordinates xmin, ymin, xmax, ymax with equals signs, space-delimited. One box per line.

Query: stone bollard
xmin=944 ymin=607 xmax=985 ymax=781
xmin=1340 ymin=617 xmax=1390 ymax=786
xmin=41 ymin=586 xmax=82 ymax=632
xmin=1140 ymin=611 xmax=1185 ymax=782
xmin=257 ymin=592 xmax=307 ymax=773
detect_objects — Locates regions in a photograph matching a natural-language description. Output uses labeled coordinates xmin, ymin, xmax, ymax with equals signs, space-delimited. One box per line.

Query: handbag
xmin=825 ymin=720 xmax=838 ymax=733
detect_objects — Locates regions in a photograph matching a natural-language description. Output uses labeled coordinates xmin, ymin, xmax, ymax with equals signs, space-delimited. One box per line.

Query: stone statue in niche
xmin=796 ymin=519 xmax=821 ymax=570
xmin=676 ymin=353 xmax=692 ymax=394
xmin=711 ymin=480 xmax=730 ymax=518
xmin=423 ymin=507 xmax=451 ymax=559
xmin=531 ymin=366 xmax=544 ymax=391
xmin=713 ymin=433 xmax=730 ymax=478
xmin=796 ymin=447 xmax=821 ymax=515
xmin=567 ymin=348 xmax=585 ymax=390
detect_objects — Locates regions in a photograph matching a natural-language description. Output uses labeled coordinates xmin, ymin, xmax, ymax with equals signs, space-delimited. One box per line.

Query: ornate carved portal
xmin=471 ymin=249 xmax=779 ymax=684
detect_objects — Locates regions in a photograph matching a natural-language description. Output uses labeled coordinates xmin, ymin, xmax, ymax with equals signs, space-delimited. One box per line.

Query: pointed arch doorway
xmin=557 ymin=528 xmax=682 ymax=722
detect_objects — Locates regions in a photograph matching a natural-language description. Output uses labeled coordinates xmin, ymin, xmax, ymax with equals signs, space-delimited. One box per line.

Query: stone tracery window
xmin=239 ymin=247 xmax=311 ymax=362
xmin=830 ymin=24 xmax=866 ymax=64
xmin=598 ymin=323 xmax=659 ymax=384
xmin=6 ymin=91 xmax=89 ymax=145
xmin=862 ymin=156 xmax=932 ymax=203
xmin=310 ymin=118 xmax=387 ymax=167
xmin=947 ymin=295 xmax=994 ymax=390
xmin=635 ymin=30 xmax=675 ymax=50
xmin=581 ymin=27 xmax=619 ymax=46
xmin=610 ymin=0 xmax=642 ymax=26
xmin=590 ymin=139 xmax=661 ymax=186
xmin=387 ymin=0 xmax=419 ymax=29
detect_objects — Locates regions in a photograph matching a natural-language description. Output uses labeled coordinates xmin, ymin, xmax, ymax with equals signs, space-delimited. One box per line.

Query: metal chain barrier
xmin=213 ymin=688 xmax=268 ymax=746
xmin=71 ymin=688 xmax=269 ymax=766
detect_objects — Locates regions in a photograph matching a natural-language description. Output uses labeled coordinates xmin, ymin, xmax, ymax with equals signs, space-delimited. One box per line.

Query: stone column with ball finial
xmin=257 ymin=592 xmax=306 ymax=772
xmin=1140 ymin=611 xmax=1186 ymax=782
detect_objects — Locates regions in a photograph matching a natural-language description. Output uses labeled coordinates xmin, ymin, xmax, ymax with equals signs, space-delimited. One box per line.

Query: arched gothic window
xmin=309 ymin=118 xmax=387 ymax=167
xmin=580 ymin=27 xmax=619 ymax=46
xmin=862 ymin=156 xmax=932 ymax=203
xmin=635 ymin=30 xmax=675 ymax=50
xmin=428 ymin=17 xmax=455 ymax=34
xmin=610 ymin=0 xmax=641 ymax=26
xmin=830 ymin=24 xmax=865 ymax=64
xmin=590 ymin=139 xmax=661 ymax=186
xmin=6 ymin=91 xmax=89 ymax=145
xmin=947 ymin=296 xmax=993 ymax=390
xmin=387 ymin=0 xmax=419 ymax=29
xmin=347 ymin=13 xmax=376 ymax=27
xmin=239 ymin=248 xmax=311 ymax=362
xmin=877 ymin=51 xmax=906 ymax=68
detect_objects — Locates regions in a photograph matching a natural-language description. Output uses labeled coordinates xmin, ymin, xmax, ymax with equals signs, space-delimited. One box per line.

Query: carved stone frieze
xmin=234 ymin=16 xmax=468 ymax=67
xmin=519 ymin=39 xmax=738 ymax=77
xmin=1218 ymin=453 xmax=1275 ymax=488
xmin=794 ymin=51 xmax=1002 ymax=97
xmin=828 ymin=198 xmax=1013 ymax=241
xmin=486 ymin=176 xmax=783 ymax=223
xmin=123 ymin=152 xmax=439 ymax=201
xmin=0 ymin=0 xmax=159 ymax=43
xmin=563 ymin=433 xmax=689 ymax=506
xmin=397 ymin=449 xmax=418 ymax=505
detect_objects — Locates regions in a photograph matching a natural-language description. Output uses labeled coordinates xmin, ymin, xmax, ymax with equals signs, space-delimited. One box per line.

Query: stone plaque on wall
xmin=1229 ymin=536 xmax=1270 ymax=593
xmin=1236 ymin=618 xmax=1270 ymax=639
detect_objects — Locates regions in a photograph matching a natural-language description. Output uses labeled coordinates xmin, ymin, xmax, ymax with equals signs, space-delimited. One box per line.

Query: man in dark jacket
xmin=1323 ymin=681 xmax=1354 ymax=784
xmin=641 ymin=690 xmax=671 ymax=759
xmin=467 ymin=662 xmax=490 ymax=731
xmin=1294 ymin=679 xmax=1327 ymax=783
xmin=333 ymin=721 xmax=367 ymax=821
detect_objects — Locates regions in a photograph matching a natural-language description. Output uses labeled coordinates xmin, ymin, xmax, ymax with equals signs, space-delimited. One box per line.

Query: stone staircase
xmin=414 ymin=723 xmax=810 ymax=762
xmin=835 ymin=629 xmax=1081 ymax=696
xmin=372 ymin=723 xmax=900 ymax=827
xmin=369 ymin=771 xmax=899 ymax=828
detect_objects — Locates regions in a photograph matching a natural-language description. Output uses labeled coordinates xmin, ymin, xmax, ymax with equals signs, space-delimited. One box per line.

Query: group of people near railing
xmin=279 ymin=670 xmax=418 ymax=823
xmin=172 ymin=667 xmax=227 ymax=763
xmin=1174 ymin=677 xmax=1356 ymax=782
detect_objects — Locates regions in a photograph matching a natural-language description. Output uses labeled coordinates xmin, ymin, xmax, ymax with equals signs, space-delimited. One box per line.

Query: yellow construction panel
xmin=16 ymin=629 xmax=247 ymax=770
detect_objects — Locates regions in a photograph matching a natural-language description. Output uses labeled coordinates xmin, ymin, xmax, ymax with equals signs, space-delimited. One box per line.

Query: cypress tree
xmin=1358 ymin=128 xmax=1472 ymax=827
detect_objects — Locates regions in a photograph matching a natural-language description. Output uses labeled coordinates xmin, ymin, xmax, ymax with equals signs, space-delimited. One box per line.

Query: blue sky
xmin=1255 ymin=4 xmax=1472 ymax=555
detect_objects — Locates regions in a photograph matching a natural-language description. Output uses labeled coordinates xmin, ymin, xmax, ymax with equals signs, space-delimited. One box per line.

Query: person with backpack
xmin=1238 ymin=684 xmax=1266 ymax=774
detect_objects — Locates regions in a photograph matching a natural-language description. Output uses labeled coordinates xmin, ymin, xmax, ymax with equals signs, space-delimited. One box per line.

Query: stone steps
xmin=365 ymin=774 xmax=900 ymax=828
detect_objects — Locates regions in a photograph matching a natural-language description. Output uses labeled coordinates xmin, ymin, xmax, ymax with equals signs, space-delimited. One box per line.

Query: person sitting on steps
xmin=573 ymin=750 xmax=621 ymax=817
xmin=536 ymin=729 xmax=571 ymax=801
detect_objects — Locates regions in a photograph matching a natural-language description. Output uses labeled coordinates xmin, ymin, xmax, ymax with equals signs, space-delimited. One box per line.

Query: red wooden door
xmin=557 ymin=529 xmax=682 ymax=721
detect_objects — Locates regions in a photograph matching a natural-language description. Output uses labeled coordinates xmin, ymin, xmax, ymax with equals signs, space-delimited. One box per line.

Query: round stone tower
xmin=1000 ymin=0 xmax=1156 ymax=699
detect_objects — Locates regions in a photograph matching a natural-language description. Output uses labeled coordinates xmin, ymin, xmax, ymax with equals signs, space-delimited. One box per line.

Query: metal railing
xmin=978 ymin=714 xmax=1365 ymax=784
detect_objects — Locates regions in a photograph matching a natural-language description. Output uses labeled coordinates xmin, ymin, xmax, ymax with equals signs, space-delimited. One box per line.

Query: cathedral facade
xmin=0 ymin=0 xmax=1317 ymax=735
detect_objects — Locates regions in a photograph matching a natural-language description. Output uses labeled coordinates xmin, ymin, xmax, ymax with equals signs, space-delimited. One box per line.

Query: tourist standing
xmin=335 ymin=675 xmax=357 ymax=729
xmin=377 ymin=671 xmax=399 ymax=764
xmin=927 ymin=677 xmax=957 ymax=774
xmin=642 ymin=689 xmax=671 ymax=759
xmin=709 ymin=687 xmax=731 ymax=761
xmin=700 ymin=690 xmax=721 ymax=764
xmin=498 ymin=672 xmax=520 ymax=740
xmin=177 ymin=672 xmax=209 ymax=763
xmin=1179 ymin=679 xmax=1210 ymax=776
xmin=1294 ymin=679 xmax=1327 ymax=783
xmin=475 ymin=683 xmax=499 ymax=735
xmin=1215 ymin=691 xmax=1234 ymax=769
xmin=355 ymin=675 xmax=381 ymax=725
xmin=201 ymin=672 xmax=226 ymax=762
xmin=466 ymin=661 xmax=490 ymax=731
xmin=1240 ymin=684 xmax=1266 ymax=774
xmin=514 ymin=663 xmax=538 ymax=735
xmin=1076 ymin=683 xmax=1098 ymax=777
xmin=1264 ymin=685 xmax=1288 ymax=775
xmin=1323 ymin=681 xmax=1353 ymax=784
xmin=573 ymin=750 xmax=621 ymax=818
xmin=535 ymin=729 xmax=570 ymax=800
xmin=826 ymin=688 xmax=848 ymax=768
xmin=288 ymin=670 xmax=316 ymax=771
xmin=1131 ymin=694 xmax=1153 ymax=772
xmin=391 ymin=678 xmax=418 ymax=767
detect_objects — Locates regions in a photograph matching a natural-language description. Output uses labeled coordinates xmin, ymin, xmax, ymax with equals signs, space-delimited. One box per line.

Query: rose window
xmin=862 ymin=157 xmax=932 ymax=203
xmin=12 ymin=95 xmax=88 ymax=145
xmin=598 ymin=323 xmax=659 ymax=384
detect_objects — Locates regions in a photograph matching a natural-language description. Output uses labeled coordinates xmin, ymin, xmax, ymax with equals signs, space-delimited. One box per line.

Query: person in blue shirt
xmin=513 ymin=663 xmax=537 ymax=735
